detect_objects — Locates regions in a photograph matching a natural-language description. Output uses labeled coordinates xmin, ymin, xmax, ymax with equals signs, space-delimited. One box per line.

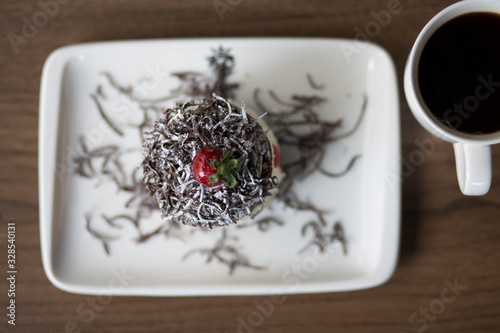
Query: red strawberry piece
xmin=192 ymin=146 xmax=223 ymax=187
xmin=272 ymin=143 xmax=280 ymax=168
xmin=192 ymin=147 xmax=242 ymax=188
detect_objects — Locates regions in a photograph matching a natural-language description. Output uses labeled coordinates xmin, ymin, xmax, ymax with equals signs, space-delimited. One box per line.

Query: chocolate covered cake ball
xmin=141 ymin=94 xmax=283 ymax=228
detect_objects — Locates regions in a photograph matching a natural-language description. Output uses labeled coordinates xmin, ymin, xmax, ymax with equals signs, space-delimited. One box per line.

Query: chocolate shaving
xmin=183 ymin=229 xmax=265 ymax=274
xmin=85 ymin=214 xmax=117 ymax=256
xmin=135 ymin=224 xmax=165 ymax=243
xmin=316 ymin=154 xmax=361 ymax=178
xmin=236 ymin=216 xmax=284 ymax=232
xmin=330 ymin=95 xmax=368 ymax=141
xmin=72 ymin=137 xmax=120 ymax=179
xmin=299 ymin=221 xmax=347 ymax=255
xmin=100 ymin=72 xmax=176 ymax=104
xmin=306 ymin=73 xmax=326 ymax=90
xmin=90 ymin=93 xmax=124 ymax=137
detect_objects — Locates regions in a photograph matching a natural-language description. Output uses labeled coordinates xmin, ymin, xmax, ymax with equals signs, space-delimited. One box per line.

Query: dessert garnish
xmin=192 ymin=147 xmax=242 ymax=188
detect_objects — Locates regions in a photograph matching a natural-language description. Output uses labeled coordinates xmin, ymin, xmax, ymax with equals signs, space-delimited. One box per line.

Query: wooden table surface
xmin=1 ymin=0 xmax=500 ymax=332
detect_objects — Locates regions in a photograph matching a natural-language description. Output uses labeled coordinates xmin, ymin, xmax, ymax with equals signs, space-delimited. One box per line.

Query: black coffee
xmin=418 ymin=12 xmax=500 ymax=134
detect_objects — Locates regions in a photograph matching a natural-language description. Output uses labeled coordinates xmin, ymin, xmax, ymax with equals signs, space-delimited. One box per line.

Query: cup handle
xmin=453 ymin=143 xmax=492 ymax=196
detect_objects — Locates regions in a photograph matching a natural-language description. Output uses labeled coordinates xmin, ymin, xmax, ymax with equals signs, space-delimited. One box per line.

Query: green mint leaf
xmin=223 ymin=173 xmax=237 ymax=188
xmin=208 ymin=174 xmax=220 ymax=184
xmin=227 ymin=159 xmax=242 ymax=168
xmin=213 ymin=150 xmax=242 ymax=188
xmin=207 ymin=159 xmax=220 ymax=169
xmin=219 ymin=164 xmax=231 ymax=175
xmin=221 ymin=150 xmax=233 ymax=163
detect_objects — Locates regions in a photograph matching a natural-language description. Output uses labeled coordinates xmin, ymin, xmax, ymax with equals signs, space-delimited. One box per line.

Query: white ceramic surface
xmin=39 ymin=38 xmax=400 ymax=296
xmin=404 ymin=0 xmax=500 ymax=195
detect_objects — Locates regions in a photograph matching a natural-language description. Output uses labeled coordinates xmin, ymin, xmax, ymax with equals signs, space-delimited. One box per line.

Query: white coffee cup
xmin=404 ymin=0 xmax=500 ymax=196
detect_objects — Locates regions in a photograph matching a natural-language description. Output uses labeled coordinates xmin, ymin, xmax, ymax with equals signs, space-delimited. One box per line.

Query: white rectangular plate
xmin=39 ymin=38 xmax=400 ymax=296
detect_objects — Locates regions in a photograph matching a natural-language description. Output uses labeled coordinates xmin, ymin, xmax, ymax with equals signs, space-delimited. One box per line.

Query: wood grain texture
xmin=1 ymin=0 xmax=499 ymax=332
